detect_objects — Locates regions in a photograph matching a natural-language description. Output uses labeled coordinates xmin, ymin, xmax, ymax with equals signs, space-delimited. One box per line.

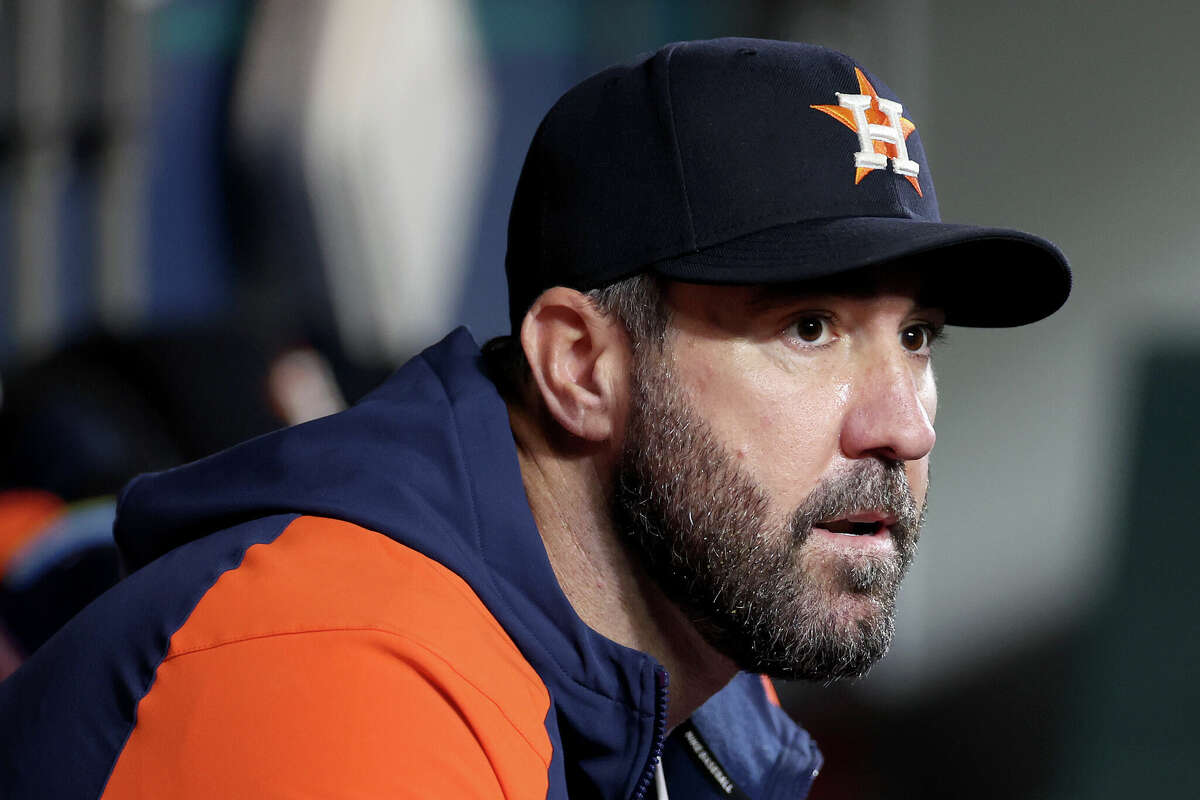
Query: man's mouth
xmin=815 ymin=512 xmax=896 ymax=536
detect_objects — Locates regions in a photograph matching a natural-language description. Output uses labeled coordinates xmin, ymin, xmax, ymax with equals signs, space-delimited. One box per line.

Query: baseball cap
xmin=505 ymin=38 xmax=1071 ymax=331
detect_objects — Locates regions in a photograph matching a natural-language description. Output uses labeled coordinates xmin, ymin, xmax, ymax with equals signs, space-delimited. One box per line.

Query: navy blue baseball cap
xmin=505 ymin=38 xmax=1071 ymax=332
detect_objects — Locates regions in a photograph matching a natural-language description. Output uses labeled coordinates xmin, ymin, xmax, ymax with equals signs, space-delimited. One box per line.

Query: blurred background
xmin=0 ymin=0 xmax=1196 ymax=796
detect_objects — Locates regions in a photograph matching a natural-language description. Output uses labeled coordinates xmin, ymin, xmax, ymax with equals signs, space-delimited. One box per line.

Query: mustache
xmin=789 ymin=460 xmax=923 ymax=551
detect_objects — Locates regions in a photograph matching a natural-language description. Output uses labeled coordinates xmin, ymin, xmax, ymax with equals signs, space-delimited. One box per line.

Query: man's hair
xmin=482 ymin=274 xmax=668 ymax=404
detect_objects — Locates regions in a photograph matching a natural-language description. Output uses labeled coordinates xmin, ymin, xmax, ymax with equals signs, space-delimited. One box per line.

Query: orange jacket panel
xmin=102 ymin=516 xmax=552 ymax=799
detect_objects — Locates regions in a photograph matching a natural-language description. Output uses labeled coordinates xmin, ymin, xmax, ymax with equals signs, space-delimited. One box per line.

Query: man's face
xmin=613 ymin=277 xmax=941 ymax=680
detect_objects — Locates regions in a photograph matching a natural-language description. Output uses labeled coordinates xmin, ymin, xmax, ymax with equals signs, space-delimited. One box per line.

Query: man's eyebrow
xmin=744 ymin=283 xmax=849 ymax=311
xmin=745 ymin=286 xmax=823 ymax=313
xmin=744 ymin=280 xmax=881 ymax=311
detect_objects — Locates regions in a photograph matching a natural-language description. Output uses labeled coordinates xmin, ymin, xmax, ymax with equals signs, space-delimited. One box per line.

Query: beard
xmin=613 ymin=344 xmax=925 ymax=682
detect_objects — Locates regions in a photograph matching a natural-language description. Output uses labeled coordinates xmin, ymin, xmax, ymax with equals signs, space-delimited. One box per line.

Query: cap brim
xmin=650 ymin=217 xmax=1072 ymax=327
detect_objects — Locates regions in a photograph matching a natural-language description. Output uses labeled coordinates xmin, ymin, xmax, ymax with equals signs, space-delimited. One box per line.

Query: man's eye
xmin=790 ymin=316 xmax=833 ymax=345
xmin=900 ymin=324 xmax=934 ymax=353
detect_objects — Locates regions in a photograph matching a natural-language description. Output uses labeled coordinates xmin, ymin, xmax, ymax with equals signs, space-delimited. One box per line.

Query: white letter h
xmin=835 ymin=93 xmax=919 ymax=178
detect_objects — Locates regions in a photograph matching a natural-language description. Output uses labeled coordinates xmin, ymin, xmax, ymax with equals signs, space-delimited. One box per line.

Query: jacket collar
xmin=421 ymin=329 xmax=667 ymax=797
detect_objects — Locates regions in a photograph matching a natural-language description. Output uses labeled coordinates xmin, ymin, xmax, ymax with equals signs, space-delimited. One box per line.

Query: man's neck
xmin=508 ymin=404 xmax=737 ymax=730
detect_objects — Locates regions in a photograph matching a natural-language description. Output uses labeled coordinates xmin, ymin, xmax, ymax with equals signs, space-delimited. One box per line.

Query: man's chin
xmin=822 ymin=590 xmax=897 ymax=632
xmin=755 ymin=620 xmax=895 ymax=683
xmin=702 ymin=575 xmax=901 ymax=682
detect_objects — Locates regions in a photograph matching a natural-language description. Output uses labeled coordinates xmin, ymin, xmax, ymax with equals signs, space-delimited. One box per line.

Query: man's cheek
xmin=922 ymin=371 xmax=938 ymax=424
xmin=907 ymin=459 xmax=931 ymax=507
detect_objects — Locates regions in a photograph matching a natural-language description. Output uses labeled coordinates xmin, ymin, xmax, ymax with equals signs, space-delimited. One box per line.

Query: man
xmin=0 ymin=39 xmax=1069 ymax=798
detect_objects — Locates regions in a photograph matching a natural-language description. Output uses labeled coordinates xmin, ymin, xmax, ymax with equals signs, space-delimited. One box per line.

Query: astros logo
xmin=811 ymin=68 xmax=922 ymax=196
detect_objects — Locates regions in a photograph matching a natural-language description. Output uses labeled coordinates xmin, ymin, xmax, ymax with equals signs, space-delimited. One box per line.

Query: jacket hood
xmin=117 ymin=327 xmax=511 ymax=573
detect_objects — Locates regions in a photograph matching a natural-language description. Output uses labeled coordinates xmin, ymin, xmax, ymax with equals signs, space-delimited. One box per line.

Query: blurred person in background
xmin=0 ymin=328 xmax=345 ymax=676
xmin=0 ymin=39 xmax=1069 ymax=799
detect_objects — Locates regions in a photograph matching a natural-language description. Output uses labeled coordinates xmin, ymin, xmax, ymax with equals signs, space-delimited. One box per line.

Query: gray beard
xmin=613 ymin=345 xmax=925 ymax=681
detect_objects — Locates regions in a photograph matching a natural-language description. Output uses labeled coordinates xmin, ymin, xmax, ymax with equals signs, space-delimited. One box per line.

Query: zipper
xmin=629 ymin=666 xmax=670 ymax=800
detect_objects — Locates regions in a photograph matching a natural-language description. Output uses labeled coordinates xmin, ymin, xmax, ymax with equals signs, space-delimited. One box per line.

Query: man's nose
xmin=839 ymin=356 xmax=936 ymax=463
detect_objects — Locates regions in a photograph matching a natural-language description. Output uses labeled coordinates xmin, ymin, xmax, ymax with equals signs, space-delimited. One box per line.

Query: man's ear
xmin=520 ymin=287 xmax=628 ymax=442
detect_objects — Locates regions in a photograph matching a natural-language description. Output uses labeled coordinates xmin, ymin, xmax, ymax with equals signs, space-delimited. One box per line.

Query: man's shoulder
xmin=164 ymin=514 xmax=550 ymax=707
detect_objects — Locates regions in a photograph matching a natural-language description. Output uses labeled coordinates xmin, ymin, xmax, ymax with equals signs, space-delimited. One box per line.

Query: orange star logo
xmin=811 ymin=68 xmax=922 ymax=196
